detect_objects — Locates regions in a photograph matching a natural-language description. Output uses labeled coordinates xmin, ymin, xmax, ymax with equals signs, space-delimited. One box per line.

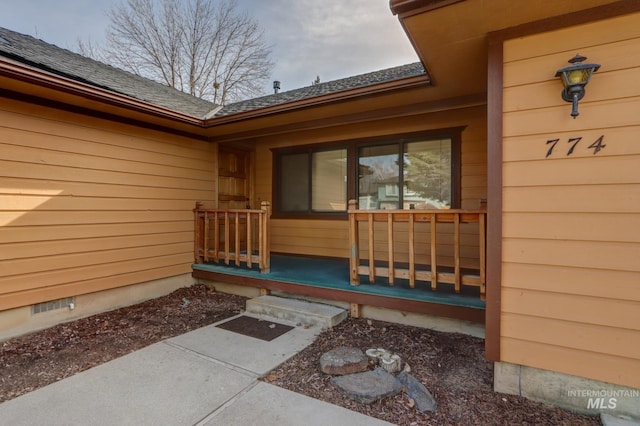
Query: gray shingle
xmin=216 ymin=62 xmax=426 ymax=116
xmin=0 ymin=26 xmax=426 ymax=120
xmin=0 ymin=27 xmax=218 ymax=118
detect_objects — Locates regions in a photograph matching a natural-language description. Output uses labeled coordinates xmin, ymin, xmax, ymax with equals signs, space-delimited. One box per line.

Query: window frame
xmin=271 ymin=127 xmax=463 ymax=219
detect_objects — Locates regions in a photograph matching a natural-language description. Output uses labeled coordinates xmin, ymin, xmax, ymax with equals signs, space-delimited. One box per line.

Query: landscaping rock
xmin=320 ymin=346 xmax=369 ymax=375
xmin=397 ymin=371 xmax=437 ymax=412
xmin=330 ymin=368 xmax=402 ymax=404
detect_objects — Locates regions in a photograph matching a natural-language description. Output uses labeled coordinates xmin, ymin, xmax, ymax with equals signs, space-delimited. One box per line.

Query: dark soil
xmin=0 ymin=285 xmax=600 ymax=425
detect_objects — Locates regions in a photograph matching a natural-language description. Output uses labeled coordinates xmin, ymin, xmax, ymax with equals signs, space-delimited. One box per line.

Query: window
xmin=358 ymin=139 xmax=453 ymax=210
xmin=278 ymin=148 xmax=347 ymax=214
xmin=273 ymin=129 xmax=461 ymax=217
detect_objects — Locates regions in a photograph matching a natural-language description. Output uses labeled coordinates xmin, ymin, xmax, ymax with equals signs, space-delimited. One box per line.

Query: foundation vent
xmin=32 ymin=297 xmax=75 ymax=315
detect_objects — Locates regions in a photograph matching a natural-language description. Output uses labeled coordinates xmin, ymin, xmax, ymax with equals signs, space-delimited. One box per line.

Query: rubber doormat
xmin=216 ymin=316 xmax=294 ymax=341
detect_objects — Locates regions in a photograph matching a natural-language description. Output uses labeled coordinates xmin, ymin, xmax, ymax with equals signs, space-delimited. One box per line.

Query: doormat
xmin=216 ymin=316 xmax=294 ymax=341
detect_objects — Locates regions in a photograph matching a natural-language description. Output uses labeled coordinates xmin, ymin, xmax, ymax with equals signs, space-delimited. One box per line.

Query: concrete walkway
xmin=0 ymin=314 xmax=393 ymax=426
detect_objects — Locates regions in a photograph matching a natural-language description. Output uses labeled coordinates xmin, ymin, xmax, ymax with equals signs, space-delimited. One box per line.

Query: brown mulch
xmin=0 ymin=286 xmax=600 ymax=425
xmin=264 ymin=318 xmax=601 ymax=425
xmin=0 ymin=284 xmax=246 ymax=402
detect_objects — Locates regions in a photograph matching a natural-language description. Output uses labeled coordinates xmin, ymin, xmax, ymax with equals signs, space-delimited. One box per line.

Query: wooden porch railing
xmin=193 ymin=201 xmax=271 ymax=273
xmin=348 ymin=199 xmax=486 ymax=299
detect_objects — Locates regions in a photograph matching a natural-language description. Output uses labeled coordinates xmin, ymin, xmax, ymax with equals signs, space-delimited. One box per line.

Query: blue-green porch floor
xmin=192 ymin=255 xmax=485 ymax=310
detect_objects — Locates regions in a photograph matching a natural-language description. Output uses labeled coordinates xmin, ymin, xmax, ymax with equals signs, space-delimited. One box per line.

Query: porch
xmin=192 ymin=202 xmax=486 ymax=324
xmin=192 ymin=254 xmax=484 ymax=323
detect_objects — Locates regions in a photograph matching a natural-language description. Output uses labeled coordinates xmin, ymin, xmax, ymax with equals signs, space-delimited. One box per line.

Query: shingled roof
xmin=0 ymin=27 xmax=218 ymax=118
xmin=215 ymin=62 xmax=426 ymax=117
xmin=0 ymin=26 xmax=426 ymax=120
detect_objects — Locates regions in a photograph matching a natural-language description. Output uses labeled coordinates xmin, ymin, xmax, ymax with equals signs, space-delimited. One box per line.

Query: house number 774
xmin=545 ymin=135 xmax=605 ymax=158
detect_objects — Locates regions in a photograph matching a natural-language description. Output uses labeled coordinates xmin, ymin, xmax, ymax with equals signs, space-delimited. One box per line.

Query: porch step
xmin=246 ymin=295 xmax=347 ymax=329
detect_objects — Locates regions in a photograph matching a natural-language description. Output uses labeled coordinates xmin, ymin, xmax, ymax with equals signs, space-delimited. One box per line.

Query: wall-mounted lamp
xmin=555 ymin=54 xmax=600 ymax=119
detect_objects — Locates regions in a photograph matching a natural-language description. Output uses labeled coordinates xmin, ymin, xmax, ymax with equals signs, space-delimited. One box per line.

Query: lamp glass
xmin=567 ymin=69 xmax=589 ymax=84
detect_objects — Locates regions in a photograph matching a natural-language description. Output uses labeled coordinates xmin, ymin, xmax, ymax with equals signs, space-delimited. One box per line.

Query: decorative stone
xmin=331 ymin=368 xmax=403 ymax=404
xmin=365 ymin=348 xmax=388 ymax=360
xmin=365 ymin=347 xmax=403 ymax=373
xmin=380 ymin=353 xmax=402 ymax=373
xmin=397 ymin=371 xmax=437 ymax=412
xmin=320 ymin=346 xmax=369 ymax=375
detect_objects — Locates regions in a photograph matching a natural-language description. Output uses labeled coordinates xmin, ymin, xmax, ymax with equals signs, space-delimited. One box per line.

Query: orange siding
xmin=0 ymin=99 xmax=216 ymax=311
xmin=253 ymin=105 xmax=487 ymax=263
xmin=501 ymin=12 xmax=640 ymax=388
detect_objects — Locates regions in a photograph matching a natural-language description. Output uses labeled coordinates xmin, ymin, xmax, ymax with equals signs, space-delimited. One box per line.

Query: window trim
xmin=271 ymin=127 xmax=463 ymax=219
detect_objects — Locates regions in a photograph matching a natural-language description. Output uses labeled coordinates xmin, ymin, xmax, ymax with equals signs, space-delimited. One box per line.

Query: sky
xmin=0 ymin=0 xmax=419 ymax=93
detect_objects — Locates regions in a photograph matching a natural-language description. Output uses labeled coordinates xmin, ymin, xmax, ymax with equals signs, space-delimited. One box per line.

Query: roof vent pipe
xmin=273 ymin=80 xmax=280 ymax=94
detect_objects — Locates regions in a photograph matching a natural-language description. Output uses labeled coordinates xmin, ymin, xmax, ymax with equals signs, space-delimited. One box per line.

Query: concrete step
xmin=246 ymin=295 xmax=347 ymax=329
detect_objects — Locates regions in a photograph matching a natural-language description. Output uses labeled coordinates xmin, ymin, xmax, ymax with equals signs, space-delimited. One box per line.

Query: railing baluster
xmin=388 ymin=213 xmax=394 ymax=286
xmin=430 ymin=213 xmax=437 ymax=290
xmin=368 ymin=212 xmax=375 ymax=283
xmin=246 ymin=212 xmax=252 ymax=268
xmin=454 ymin=213 xmax=461 ymax=293
xmin=261 ymin=201 xmax=271 ymax=273
xmin=408 ymin=213 xmax=415 ymax=288
xmin=479 ymin=212 xmax=486 ymax=299
xmin=193 ymin=202 xmax=203 ymax=263
xmin=224 ymin=211 xmax=230 ymax=265
xmin=214 ymin=211 xmax=220 ymax=262
xmin=348 ymin=200 xmax=360 ymax=285
xmin=203 ymin=212 xmax=210 ymax=262
xmin=234 ymin=212 xmax=241 ymax=266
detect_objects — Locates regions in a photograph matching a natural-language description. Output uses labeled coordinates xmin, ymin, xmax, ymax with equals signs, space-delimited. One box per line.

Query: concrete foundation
xmin=0 ymin=273 xmax=194 ymax=342
xmin=494 ymin=361 xmax=640 ymax=421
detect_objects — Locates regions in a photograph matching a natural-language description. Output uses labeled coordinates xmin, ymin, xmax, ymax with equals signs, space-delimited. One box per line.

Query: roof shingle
xmin=215 ymin=62 xmax=426 ymax=117
xmin=0 ymin=27 xmax=218 ymax=118
xmin=0 ymin=26 xmax=426 ymax=120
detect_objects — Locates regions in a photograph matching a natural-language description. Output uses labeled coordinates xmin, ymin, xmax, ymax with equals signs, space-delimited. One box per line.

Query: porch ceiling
xmin=391 ymin=0 xmax=620 ymax=100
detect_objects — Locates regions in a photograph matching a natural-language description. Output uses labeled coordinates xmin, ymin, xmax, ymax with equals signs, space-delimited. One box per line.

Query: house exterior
xmin=1 ymin=0 xmax=638 ymax=417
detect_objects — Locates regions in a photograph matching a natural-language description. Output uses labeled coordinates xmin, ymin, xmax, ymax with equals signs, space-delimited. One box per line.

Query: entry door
xmin=217 ymin=146 xmax=253 ymax=253
xmin=218 ymin=146 xmax=252 ymax=209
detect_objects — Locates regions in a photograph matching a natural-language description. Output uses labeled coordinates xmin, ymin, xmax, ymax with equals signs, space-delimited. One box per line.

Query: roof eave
xmin=205 ymin=73 xmax=431 ymax=127
xmin=390 ymin=0 xmax=466 ymax=17
xmin=0 ymin=56 xmax=206 ymax=127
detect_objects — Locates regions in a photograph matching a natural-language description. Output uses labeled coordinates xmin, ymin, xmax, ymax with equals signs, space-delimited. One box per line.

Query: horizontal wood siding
xmin=254 ymin=106 xmax=487 ymax=263
xmin=0 ymin=99 xmax=216 ymax=311
xmin=501 ymin=12 xmax=640 ymax=388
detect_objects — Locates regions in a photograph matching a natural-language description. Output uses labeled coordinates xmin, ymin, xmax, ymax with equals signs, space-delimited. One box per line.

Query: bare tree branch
xmin=79 ymin=0 xmax=273 ymax=104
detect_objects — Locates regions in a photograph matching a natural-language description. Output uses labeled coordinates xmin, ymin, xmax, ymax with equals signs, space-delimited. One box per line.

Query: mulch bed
xmin=0 ymin=286 xmax=600 ymax=425
xmin=0 ymin=285 xmax=246 ymax=402
xmin=263 ymin=318 xmax=600 ymax=425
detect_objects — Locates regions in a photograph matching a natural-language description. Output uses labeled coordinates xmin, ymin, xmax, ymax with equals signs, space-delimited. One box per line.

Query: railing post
xmin=454 ymin=213 xmax=461 ymax=293
xmin=193 ymin=202 xmax=204 ymax=263
xmin=260 ymin=201 xmax=271 ymax=273
xmin=387 ymin=213 xmax=394 ymax=286
xmin=348 ymin=200 xmax=360 ymax=286
xmin=430 ymin=213 xmax=437 ymax=290
xmin=479 ymin=211 xmax=487 ymax=300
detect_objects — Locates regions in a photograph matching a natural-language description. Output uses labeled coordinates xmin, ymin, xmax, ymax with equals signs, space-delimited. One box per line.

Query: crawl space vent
xmin=32 ymin=297 xmax=75 ymax=315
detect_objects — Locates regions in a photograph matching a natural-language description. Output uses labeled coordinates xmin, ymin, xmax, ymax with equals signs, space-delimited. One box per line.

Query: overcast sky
xmin=0 ymin=0 xmax=418 ymax=93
